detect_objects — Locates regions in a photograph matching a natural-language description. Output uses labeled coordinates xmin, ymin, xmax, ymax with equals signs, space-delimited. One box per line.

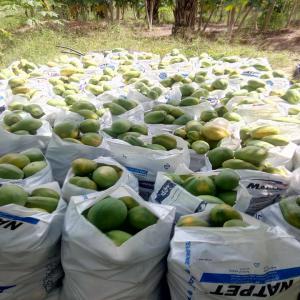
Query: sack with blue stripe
xmin=167 ymin=205 xmax=300 ymax=300
xmin=0 ymin=182 xmax=66 ymax=300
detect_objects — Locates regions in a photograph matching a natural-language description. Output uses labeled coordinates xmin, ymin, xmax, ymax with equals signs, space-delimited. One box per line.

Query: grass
xmin=0 ymin=14 xmax=298 ymax=76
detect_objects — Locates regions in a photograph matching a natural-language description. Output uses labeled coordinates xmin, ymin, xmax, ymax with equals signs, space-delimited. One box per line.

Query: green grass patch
xmin=0 ymin=21 xmax=297 ymax=76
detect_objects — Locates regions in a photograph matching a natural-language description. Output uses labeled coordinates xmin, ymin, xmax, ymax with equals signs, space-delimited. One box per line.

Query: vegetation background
xmin=0 ymin=0 xmax=299 ymax=75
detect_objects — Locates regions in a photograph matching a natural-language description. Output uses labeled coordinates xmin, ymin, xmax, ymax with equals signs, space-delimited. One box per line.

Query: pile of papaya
xmin=3 ymin=112 xmax=43 ymax=135
xmin=85 ymin=195 xmax=158 ymax=246
xmin=54 ymin=117 xmax=102 ymax=147
xmin=103 ymin=98 xmax=139 ymax=116
xmin=144 ymin=104 xmax=193 ymax=125
xmin=177 ymin=204 xmax=249 ymax=228
xmin=67 ymin=158 xmax=122 ymax=191
xmin=0 ymin=184 xmax=59 ymax=213
xmin=134 ymin=79 xmax=163 ymax=100
xmin=167 ymin=169 xmax=240 ymax=206
xmin=280 ymin=197 xmax=300 ymax=229
xmin=0 ymin=149 xmax=47 ymax=180
xmin=174 ymin=120 xmax=230 ymax=154
xmin=105 ymin=119 xmax=179 ymax=151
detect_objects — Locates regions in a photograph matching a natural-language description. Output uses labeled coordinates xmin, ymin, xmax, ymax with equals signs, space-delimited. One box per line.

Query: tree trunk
xmin=287 ymin=0 xmax=298 ymax=27
xmin=145 ymin=0 xmax=155 ymax=30
xmin=202 ymin=7 xmax=216 ymax=33
xmin=262 ymin=0 xmax=276 ymax=32
xmin=109 ymin=2 xmax=114 ymax=23
xmin=227 ymin=7 xmax=236 ymax=38
xmin=147 ymin=0 xmax=160 ymax=25
xmin=121 ymin=5 xmax=125 ymax=20
xmin=173 ymin=0 xmax=197 ymax=35
xmin=198 ymin=0 xmax=203 ymax=31
xmin=218 ymin=0 xmax=224 ymax=23
xmin=116 ymin=6 xmax=120 ymax=21
xmin=237 ymin=5 xmax=252 ymax=31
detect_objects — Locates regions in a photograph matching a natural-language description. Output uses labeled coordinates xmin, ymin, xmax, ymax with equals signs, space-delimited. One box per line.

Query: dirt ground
xmin=141 ymin=23 xmax=300 ymax=54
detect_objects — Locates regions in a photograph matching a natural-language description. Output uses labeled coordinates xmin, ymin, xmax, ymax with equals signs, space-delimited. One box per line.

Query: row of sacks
xmin=2 ymin=176 xmax=300 ymax=299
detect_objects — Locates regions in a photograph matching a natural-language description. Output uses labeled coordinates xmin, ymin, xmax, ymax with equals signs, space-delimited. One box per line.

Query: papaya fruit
xmin=70 ymin=101 xmax=96 ymax=113
xmin=92 ymin=166 xmax=120 ymax=189
xmin=184 ymin=176 xmax=216 ymax=196
xmin=72 ymin=158 xmax=98 ymax=176
xmin=14 ymin=130 xmax=30 ymax=135
xmin=0 ymin=164 xmax=24 ymax=179
xmin=261 ymin=135 xmax=289 ymax=146
xmin=170 ymin=107 xmax=185 ymax=118
xmin=222 ymin=159 xmax=258 ymax=170
xmin=64 ymin=138 xmax=82 ymax=144
xmin=247 ymin=79 xmax=266 ymax=89
xmin=118 ymin=132 xmax=141 ymax=139
xmin=23 ymin=104 xmax=44 ymax=119
xmin=47 ymin=98 xmax=67 ymax=108
xmin=113 ymin=99 xmax=137 ymax=111
xmin=191 ymin=88 xmax=208 ymax=98
xmin=202 ymin=125 xmax=230 ymax=141
xmin=223 ymin=219 xmax=249 ymax=227
xmin=211 ymin=78 xmax=228 ymax=90
xmin=103 ymin=128 xmax=119 ymax=138
xmin=180 ymin=84 xmax=195 ymax=97
xmin=10 ymin=119 xmax=42 ymax=133
xmin=128 ymin=206 xmax=158 ymax=231
xmin=200 ymin=110 xmax=218 ymax=122
xmin=279 ymin=197 xmax=300 ymax=229
xmin=105 ymin=230 xmax=132 ymax=246
xmin=111 ymin=119 xmax=132 ymax=134
xmin=163 ymin=114 xmax=176 ymax=124
xmin=180 ymin=97 xmax=200 ymax=106
xmin=152 ymin=134 xmax=177 ymax=150
xmin=0 ymin=185 xmax=28 ymax=207
xmin=130 ymin=123 xmax=148 ymax=135
xmin=209 ymin=204 xmax=242 ymax=227
xmin=3 ymin=113 xmax=22 ymax=126
xmin=31 ymin=188 xmax=60 ymax=200
xmin=235 ymin=146 xmax=268 ymax=166
xmin=54 ymin=121 xmax=79 ymax=139
xmin=251 ymin=126 xmax=280 ymax=139
xmin=173 ymin=114 xmax=193 ymax=125
xmin=152 ymin=104 xmax=173 ymax=114
xmin=21 ymin=148 xmax=44 ymax=162
xmin=177 ymin=215 xmax=209 ymax=227
xmin=69 ymin=176 xmax=97 ymax=190
xmin=214 ymin=169 xmax=239 ymax=191
xmin=245 ymin=139 xmax=274 ymax=149
xmin=104 ymin=103 xmax=127 ymax=115
xmin=87 ymin=196 xmax=128 ymax=231
xmin=218 ymin=191 xmax=237 ymax=206
xmin=198 ymin=195 xmax=224 ymax=204
xmin=207 ymin=147 xmax=234 ymax=169
xmin=122 ymin=135 xmax=145 ymax=147
xmin=144 ymin=111 xmax=167 ymax=124
xmin=146 ymin=144 xmax=167 ymax=151
xmin=174 ymin=128 xmax=187 ymax=139
xmin=0 ymin=153 xmax=30 ymax=169
xmin=76 ymin=109 xmax=99 ymax=120
xmin=25 ymin=196 xmax=59 ymax=213
xmin=119 ymin=196 xmax=139 ymax=210
xmin=79 ymin=119 xmax=100 ymax=134
xmin=185 ymin=121 xmax=202 ymax=132
xmin=81 ymin=133 xmax=103 ymax=147
xmin=282 ymin=89 xmax=300 ymax=104
xmin=223 ymin=112 xmax=242 ymax=122
xmin=8 ymin=77 xmax=26 ymax=88
xmin=191 ymin=141 xmax=210 ymax=155
xmin=23 ymin=161 xmax=47 ymax=178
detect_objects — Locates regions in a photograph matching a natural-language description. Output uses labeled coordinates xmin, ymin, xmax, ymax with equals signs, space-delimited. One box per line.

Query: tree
xmin=173 ymin=0 xmax=197 ymax=35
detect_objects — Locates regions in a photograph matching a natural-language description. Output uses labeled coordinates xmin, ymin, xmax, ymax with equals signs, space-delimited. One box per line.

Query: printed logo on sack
xmin=200 ymin=266 xmax=300 ymax=297
xmin=0 ymin=211 xmax=39 ymax=231
xmin=159 ymin=72 xmax=167 ymax=80
xmin=241 ymin=71 xmax=260 ymax=78
xmin=164 ymin=163 xmax=171 ymax=170
xmin=125 ymin=166 xmax=148 ymax=177
xmin=0 ymin=285 xmax=16 ymax=293
xmin=246 ymin=179 xmax=288 ymax=191
xmin=266 ymin=80 xmax=274 ymax=86
xmin=155 ymin=180 xmax=176 ymax=203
